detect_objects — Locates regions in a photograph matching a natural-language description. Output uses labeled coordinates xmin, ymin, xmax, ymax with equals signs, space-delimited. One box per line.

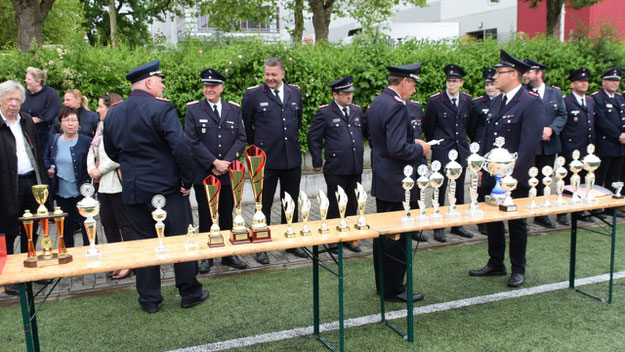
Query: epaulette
xmin=352 ymin=104 xmax=361 ymax=109
xmin=290 ymin=84 xmax=300 ymax=89
xmin=111 ymin=101 xmax=123 ymax=107
xmin=472 ymin=96 xmax=484 ymax=101
xmin=247 ymin=85 xmax=260 ymax=90
xmin=587 ymin=95 xmax=594 ymax=100
xmin=393 ymin=96 xmax=404 ymax=103
xmin=616 ymin=92 xmax=623 ymax=96
xmin=528 ymin=91 xmax=539 ymax=97
xmin=551 ymin=85 xmax=561 ymax=90
xmin=409 ymin=100 xmax=420 ymax=105
xmin=318 ymin=104 xmax=329 ymax=109
xmin=229 ymin=101 xmax=240 ymax=107
xmin=186 ymin=100 xmax=199 ymax=106
xmin=430 ymin=92 xmax=441 ymax=98
xmin=591 ymin=91 xmax=599 ymax=96
xmin=461 ymin=92 xmax=472 ymax=97
xmin=155 ymin=97 xmax=170 ymax=102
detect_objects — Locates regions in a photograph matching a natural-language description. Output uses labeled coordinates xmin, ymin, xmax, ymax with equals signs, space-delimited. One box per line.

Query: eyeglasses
xmin=61 ymin=118 xmax=79 ymax=124
xmin=495 ymin=70 xmax=515 ymax=76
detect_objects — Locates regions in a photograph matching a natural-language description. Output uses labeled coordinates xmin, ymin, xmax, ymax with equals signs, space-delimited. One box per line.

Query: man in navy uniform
xmin=592 ymin=67 xmax=625 ymax=218
xmin=469 ymin=50 xmax=544 ymax=287
xmin=365 ymin=63 xmax=431 ymax=302
xmin=104 ymin=61 xmax=208 ymax=313
xmin=185 ymin=68 xmax=248 ymax=273
xmin=560 ymin=67 xmax=596 ymax=224
xmin=241 ymin=57 xmax=306 ymax=263
xmin=423 ymin=64 xmax=474 ymax=242
xmin=523 ymin=59 xmax=567 ymax=228
xmin=307 ymin=75 xmax=363 ymax=252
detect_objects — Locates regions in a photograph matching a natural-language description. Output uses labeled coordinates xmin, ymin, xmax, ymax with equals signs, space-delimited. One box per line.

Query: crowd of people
xmin=1 ymin=51 xmax=624 ymax=311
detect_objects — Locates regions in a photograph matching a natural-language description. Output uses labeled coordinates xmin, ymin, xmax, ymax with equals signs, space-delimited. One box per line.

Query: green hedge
xmin=2 ymin=36 xmax=624 ymax=152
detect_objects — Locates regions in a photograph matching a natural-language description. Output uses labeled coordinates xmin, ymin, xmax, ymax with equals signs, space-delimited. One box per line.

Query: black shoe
xmin=433 ymin=229 xmax=446 ymax=242
xmin=286 ymin=247 xmax=308 ymax=258
xmin=384 ymin=291 xmax=424 ymax=303
xmin=412 ymin=232 xmax=428 ymax=242
xmin=450 ymin=227 xmax=474 ymax=238
xmin=343 ymin=243 xmax=362 ymax=252
xmin=469 ymin=264 xmax=507 ymax=277
xmin=255 ymin=252 xmax=270 ymax=265
xmin=574 ymin=212 xmax=594 ymax=223
xmin=557 ymin=214 xmax=570 ymax=226
xmin=141 ymin=304 xmax=159 ymax=314
xmin=508 ymin=273 xmax=525 ymax=287
xmin=198 ymin=259 xmax=213 ymax=274
xmin=181 ymin=290 xmax=209 ymax=308
xmin=590 ymin=210 xmax=606 ymax=220
xmin=478 ymin=223 xmax=488 ymax=235
xmin=534 ymin=216 xmax=556 ymax=229
xmin=221 ymin=255 xmax=248 ymax=269
xmin=4 ymin=284 xmax=19 ymax=296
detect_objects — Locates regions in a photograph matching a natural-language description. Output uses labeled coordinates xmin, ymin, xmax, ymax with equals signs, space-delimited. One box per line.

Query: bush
xmin=1 ymin=36 xmax=624 ymax=152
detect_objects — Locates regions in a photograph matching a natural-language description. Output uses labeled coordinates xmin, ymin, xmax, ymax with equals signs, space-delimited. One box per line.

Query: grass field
xmin=1 ymin=225 xmax=624 ymax=352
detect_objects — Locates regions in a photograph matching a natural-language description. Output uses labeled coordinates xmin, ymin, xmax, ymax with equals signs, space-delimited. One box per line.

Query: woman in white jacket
xmin=88 ymin=93 xmax=133 ymax=279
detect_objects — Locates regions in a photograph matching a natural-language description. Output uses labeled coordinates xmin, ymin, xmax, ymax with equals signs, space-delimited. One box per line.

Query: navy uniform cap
xmin=568 ymin=67 xmax=590 ymax=82
xmin=386 ymin=63 xmax=422 ymax=82
xmin=494 ymin=50 xmax=530 ymax=73
xmin=602 ymin=67 xmax=622 ymax=80
xmin=444 ymin=64 xmax=466 ymax=79
xmin=523 ymin=58 xmax=547 ymax=71
xmin=483 ymin=67 xmax=496 ymax=82
xmin=200 ymin=68 xmax=226 ymax=85
xmin=126 ymin=60 xmax=166 ymax=84
xmin=328 ymin=75 xmax=354 ymax=92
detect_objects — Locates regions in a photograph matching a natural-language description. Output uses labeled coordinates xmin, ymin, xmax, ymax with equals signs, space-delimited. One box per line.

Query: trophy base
xmin=464 ymin=209 xmax=483 ymax=217
xmin=154 ymin=246 xmax=169 ymax=255
xmin=249 ymin=228 xmax=272 ymax=243
xmin=208 ymin=235 xmax=225 ymax=248
xmin=499 ymin=204 xmax=517 ymax=212
xmin=318 ymin=227 xmax=330 ymax=234
xmin=401 ymin=216 xmax=414 ymax=223
xmin=355 ymin=224 xmax=370 ymax=230
xmin=300 ymin=230 xmax=312 ymax=236
xmin=230 ymin=230 xmax=251 ymax=244
xmin=85 ymin=251 xmax=102 ymax=261
xmin=540 ymin=203 xmax=551 ymax=208
xmin=417 ymin=214 xmax=429 ymax=222
xmin=284 ymin=231 xmax=296 ymax=238
xmin=22 ymin=253 xmax=74 ymax=268
xmin=445 ymin=211 xmax=460 ymax=219
xmin=526 ymin=203 xmax=537 ymax=210
xmin=336 ymin=226 xmax=350 ymax=232
xmin=184 ymin=242 xmax=200 ymax=250
xmin=613 ymin=195 xmax=624 ymax=199
xmin=485 ymin=194 xmax=505 ymax=206
xmin=430 ymin=213 xmax=443 ymax=220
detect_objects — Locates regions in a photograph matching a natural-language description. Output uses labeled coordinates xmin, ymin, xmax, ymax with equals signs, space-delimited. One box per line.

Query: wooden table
xmin=0 ymin=217 xmax=378 ymax=352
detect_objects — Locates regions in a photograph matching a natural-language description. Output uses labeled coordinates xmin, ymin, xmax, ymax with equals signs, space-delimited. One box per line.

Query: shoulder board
xmin=616 ymin=92 xmax=623 ymax=96
xmin=186 ymin=100 xmax=199 ymax=106
xmin=155 ymin=97 xmax=170 ymax=102
xmin=111 ymin=101 xmax=123 ymax=107
xmin=289 ymin=84 xmax=300 ymax=89
xmin=408 ymin=100 xmax=420 ymax=105
xmin=352 ymin=104 xmax=361 ymax=108
xmin=528 ymin=91 xmax=539 ymax=97
xmin=591 ymin=91 xmax=599 ymax=96
xmin=587 ymin=95 xmax=594 ymax=100
xmin=430 ymin=92 xmax=441 ymax=98
xmin=318 ymin=104 xmax=329 ymax=109
xmin=247 ymin=85 xmax=260 ymax=90
xmin=551 ymin=85 xmax=561 ymax=90
xmin=393 ymin=96 xmax=404 ymax=103
xmin=228 ymin=101 xmax=240 ymax=107
xmin=461 ymin=92 xmax=472 ymax=97
xmin=472 ymin=96 xmax=483 ymax=101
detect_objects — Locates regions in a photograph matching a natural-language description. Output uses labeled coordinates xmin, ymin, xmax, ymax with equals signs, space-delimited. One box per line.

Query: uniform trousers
xmin=98 ymin=192 xmax=133 ymax=243
xmin=262 ymin=167 xmax=301 ymax=225
xmin=193 ymin=184 xmax=234 ymax=231
xmin=534 ymin=154 xmax=556 ymax=197
xmin=125 ymin=192 xmax=203 ymax=307
xmin=596 ymin=156 xmax=625 ymax=193
xmin=324 ymin=174 xmax=361 ymax=219
xmin=5 ymin=172 xmax=39 ymax=254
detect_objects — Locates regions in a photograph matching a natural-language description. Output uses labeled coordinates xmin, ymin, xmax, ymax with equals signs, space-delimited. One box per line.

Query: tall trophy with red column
xmin=228 ymin=160 xmax=251 ymax=244
xmin=204 ymin=175 xmax=225 ymax=247
xmin=244 ymin=145 xmax=271 ymax=242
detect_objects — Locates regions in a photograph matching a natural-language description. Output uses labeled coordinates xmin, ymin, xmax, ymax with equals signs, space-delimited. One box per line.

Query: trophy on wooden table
xmin=228 ymin=160 xmax=251 ymax=244
xmin=282 ymin=192 xmax=296 ymax=238
xmin=335 ymin=186 xmax=350 ymax=232
xmin=568 ymin=150 xmax=584 ymax=204
xmin=77 ymin=183 xmax=102 ymax=260
xmin=540 ymin=165 xmax=553 ymax=208
xmin=401 ymin=165 xmax=415 ymax=223
xmin=527 ymin=167 xmax=539 ymax=209
xmin=445 ymin=150 xmax=462 ymax=218
xmin=204 ymin=175 xmax=225 ymax=247
xmin=465 ymin=142 xmax=485 ymax=217
xmin=32 ymin=185 xmax=52 ymax=258
xmin=483 ymin=137 xmax=518 ymax=206
xmin=299 ymin=191 xmax=312 ymax=235
xmin=354 ymin=182 xmax=369 ymax=230
xmin=52 ymin=206 xmax=71 ymax=263
xmin=317 ymin=190 xmax=330 ymax=234
xmin=582 ymin=144 xmax=601 ymax=203
xmin=416 ymin=164 xmax=430 ymax=222
xmin=245 ymin=145 xmax=271 ymax=242
xmin=151 ymin=194 xmax=169 ymax=255
xmin=21 ymin=210 xmax=38 ymax=267
xmin=553 ymin=156 xmax=568 ymax=206
xmin=499 ymin=165 xmax=518 ymax=212
xmin=184 ymin=225 xmax=200 ymax=250
xmin=429 ymin=161 xmax=445 ymax=219
xmin=613 ymin=181 xmax=624 ymax=199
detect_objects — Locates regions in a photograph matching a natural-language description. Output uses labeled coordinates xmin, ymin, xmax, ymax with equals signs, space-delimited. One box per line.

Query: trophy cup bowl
xmin=499 ymin=166 xmax=518 ymax=212
xmin=299 ymin=191 xmax=312 ymax=235
xmin=416 ymin=164 xmax=430 ymax=221
xmin=527 ymin=167 xmax=539 ymax=209
xmin=335 ymin=185 xmax=350 ymax=232
xmin=151 ymin=194 xmax=169 ymax=255
xmin=401 ymin=165 xmax=415 ymax=222
xmin=613 ymin=181 xmax=624 ymax=199
xmin=317 ymin=190 xmax=330 ymax=234
xmin=228 ymin=160 xmax=251 ymax=244
xmin=282 ymin=192 xmax=296 ymax=238
xmin=245 ymin=145 xmax=271 ymax=242
xmin=483 ymin=137 xmax=518 ymax=206
xmin=204 ymin=175 xmax=225 ymax=247
xmin=77 ymin=184 xmax=101 ymax=260
xmin=32 ymin=184 xmax=49 ymax=216
xmin=354 ymin=182 xmax=369 ymax=229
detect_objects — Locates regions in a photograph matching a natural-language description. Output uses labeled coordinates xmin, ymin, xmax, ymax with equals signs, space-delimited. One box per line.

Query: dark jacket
xmin=20 ymin=84 xmax=62 ymax=136
xmin=561 ymin=93 xmax=595 ymax=161
xmin=50 ymin=106 xmax=99 ymax=138
xmin=44 ymin=134 xmax=92 ymax=197
xmin=185 ymin=99 xmax=247 ymax=185
xmin=533 ymin=85 xmax=567 ymax=155
xmin=407 ymin=100 xmax=427 ymax=166
xmin=0 ymin=112 xmax=47 ymax=234
xmin=469 ymin=94 xmax=494 ymax=145
xmin=592 ymin=89 xmax=625 ymax=157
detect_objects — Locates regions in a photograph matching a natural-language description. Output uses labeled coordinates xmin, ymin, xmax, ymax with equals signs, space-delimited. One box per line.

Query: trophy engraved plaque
xmin=483 ymin=137 xmax=518 ymax=206
xmin=416 ymin=164 xmax=430 ymax=222
xmin=445 ymin=150 xmax=462 ymax=218
xmin=184 ymin=225 xmax=200 ymax=250
xmin=282 ymin=192 xmax=296 ymax=238
xmin=499 ymin=165 xmax=518 ymax=212
xmin=335 ymin=186 xmax=350 ymax=232
xmin=317 ymin=190 xmax=330 ymax=234
xmin=228 ymin=160 xmax=251 ymax=244
xmin=554 ymin=156 xmax=568 ymax=206
xmin=582 ymin=144 xmax=601 ymax=203
xmin=151 ymin=194 xmax=169 ymax=255
xmin=77 ymin=183 xmax=102 ymax=260
xmin=540 ymin=165 xmax=553 ymax=208
xmin=465 ymin=142 xmax=485 ymax=217
xmin=527 ymin=167 xmax=539 ymax=209
xmin=569 ymin=149 xmax=583 ymax=204
xmin=299 ymin=191 xmax=312 ymax=235
xmin=354 ymin=182 xmax=369 ymax=229
xmin=401 ymin=165 xmax=415 ymax=223
xmin=613 ymin=181 xmax=624 ymax=199
xmin=245 ymin=145 xmax=271 ymax=242
xmin=204 ymin=175 xmax=225 ymax=247
xmin=429 ymin=161 xmax=445 ymax=219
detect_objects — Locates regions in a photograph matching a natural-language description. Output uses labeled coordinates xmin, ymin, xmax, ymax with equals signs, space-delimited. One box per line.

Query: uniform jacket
xmin=307 ymin=101 xmax=364 ymax=176
xmin=423 ymin=91 xmax=473 ymax=167
xmin=44 ymin=133 xmax=92 ymax=197
xmin=592 ymin=89 xmax=625 ymax=157
xmin=469 ymin=94 xmax=494 ymax=145
xmin=50 ymin=106 xmax=100 ymax=138
xmin=241 ymin=83 xmax=303 ymax=169
xmin=185 ymin=99 xmax=247 ymax=185
xmin=0 ymin=112 xmax=47 ymax=234
xmin=364 ymin=88 xmax=424 ymax=203
xmin=20 ymin=84 xmax=62 ymax=136
xmin=533 ymin=85 xmax=567 ymax=155
xmin=407 ymin=100 xmax=427 ymax=166
xmin=103 ymin=90 xmax=194 ymax=205
xmin=561 ymin=93 xmax=595 ymax=161
xmin=481 ymin=87 xmax=544 ymax=193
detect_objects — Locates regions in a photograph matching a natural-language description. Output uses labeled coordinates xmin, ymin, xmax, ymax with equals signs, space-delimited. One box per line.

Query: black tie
xmin=342 ymin=107 xmax=348 ymax=118
xmin=274 ymin=89 xmax=281 ymax=104
xmin=581 ymin=98 xmax=586 ymax=110
xmin=213 ymin=104 xmax=219 ymax=119
xmin=498 ymin=95 xmax=508 ymax=117
xmin=451 ymin=97 xmax=457 ymax=108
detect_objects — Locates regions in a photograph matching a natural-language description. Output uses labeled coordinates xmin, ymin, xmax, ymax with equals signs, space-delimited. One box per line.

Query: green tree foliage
xmin=524 ymin=0 xmax=604 ymax=36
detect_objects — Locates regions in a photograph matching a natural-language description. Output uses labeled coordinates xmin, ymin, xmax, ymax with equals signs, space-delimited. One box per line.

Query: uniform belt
xmin=18 ymin=171 xmax=35 ymax=179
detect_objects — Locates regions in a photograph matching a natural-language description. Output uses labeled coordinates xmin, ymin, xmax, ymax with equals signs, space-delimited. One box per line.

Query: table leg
xmin=338 ymin=243 xmax=344 ymax=352
xmin=569 ymin=213 xmax=578 ymax=289
xmin=377 ymin=238 xmax=385 ymax=323
xmin=313 ymin=245 xmax=320 ymax=337
xmin=19 ymin=282 xmax=39 ymax=352
xmin=608 ymin=208 xmax=616 ymax=304
xmin=405 ymin=233 xmax=414 ymax=342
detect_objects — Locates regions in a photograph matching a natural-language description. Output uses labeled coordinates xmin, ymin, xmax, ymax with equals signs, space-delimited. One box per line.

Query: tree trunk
xmin=545 ymin=0 xmax=564 ymax=37
xmin=11 ymin=0 xmax=56 ymax=51
xmin=108 ymin=0 xmax=118 ymax=47
xmin=292 ymin=0 xmax=304 ymax=42
xmin=308 ymin=0 xmax=334 ymax=42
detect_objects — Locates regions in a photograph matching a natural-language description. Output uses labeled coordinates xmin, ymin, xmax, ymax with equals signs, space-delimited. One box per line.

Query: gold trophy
xmin=582 ymin=144 xmax=601 ymax=203
xmin=184 ymin=224 xmax=200 ymax=250
xmin=317 ymin=190 xmax=330 ymax=234
xmin=53 ymin=206 xmax=71 ymax=263
xmin=151 ymin=194 xmax=168 ymax=255
xmin=244 ymin=145 xmax=271 ymax=242
xmin=527 ymin=167 xmax=539 ymax=209
xmin=569 ymin=150 xmax=583 ymax=204
xmin=540 ymin=165 xmax=553 ymax=208
xmin=299 ymin=191 xmax=312 ymax=235
xmin=204 ymin=175 xmax=225 ymax=247
xmin=282 ymin=192 xmax=296 ymax=238
xmin=335 ymin=185 xmax=350 ymax=232
xmin=554 ymin=156 xmax=568 ymax=206
xmin=77 ymin=184 xmax=101 ymax=261
xmin=32 ymin=185 xmax=52 ymax=258
xmin=354 ymin=182 xmax=369 ymax=230
xmin=228 ymin=160 xmax=251 ymax=244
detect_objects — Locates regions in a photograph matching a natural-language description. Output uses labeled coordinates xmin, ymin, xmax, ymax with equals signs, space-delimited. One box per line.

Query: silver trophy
xmin=282 ymin=192 xmax=296 ymax=238
xmin=151 ymin=194 xmax=169 ymax=255
xmin=569 ymin=150 xmax=584 ymax=204
xmin=317 ymin=190 xmax=330 ymax=234
xmin=499 ymin=165 xmax=518 ymax=212
xmin=553 ymin=156 xmax=568 ymax=206
xmin=582 ymin=144 xmax=601 ymax=203
xmin=354 ymin=182 xmax=369 ymax=229
xmin=613 ymin=181 xmax=624 ymax=199
xmin=483 ymin=137 xmax=518 ymax=206
xmin=541 ymin=165 xmax=553 ymax=208
xmin=465 ymin=142 xmax=485 ymax=217
xmin=184 ymin=224 xmax=200 ymax=250
xmin=429 ymin=161 xmax=445 ymax=219
xmin=445 ymin=150 xmax=463 ymax=218
xmin=401 ymin=165 xmax=415 ymax=223
xmin=416 ymin=164 xmax=430 ymax=222
xmin=299 ymin=191 xmax=312 ymax=236
xmin=335 ymin=186 xmax=350 ymax=232
xmin=76 ymin=183 xmax=101 ymax=261
xmin=527 ymin=167 xmax=539 ymax=209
